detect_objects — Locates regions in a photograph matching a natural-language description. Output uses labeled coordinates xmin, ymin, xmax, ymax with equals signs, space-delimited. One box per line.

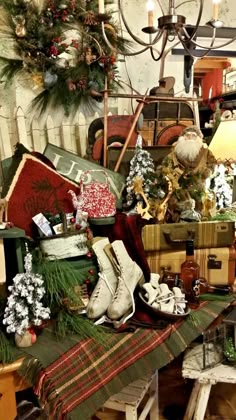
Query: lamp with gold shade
xmin=208 ymin=115 xmax=236 ymax=203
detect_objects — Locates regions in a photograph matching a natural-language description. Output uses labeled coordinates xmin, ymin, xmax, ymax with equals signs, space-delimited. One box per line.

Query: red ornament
xmin=70 ymin=217 xmax=75 ymax=224
xmin=88 ymin=269 xmax=94 ymax=275
xmin=49 ymin=45 xmax=59 ymax=56
xmin=75 ymin=224 xmax=81 ymax=230
xmin=86 ymin=251 xmax=92 ymax=258
xmin=84 ymin=279 xmax=91 ymax=285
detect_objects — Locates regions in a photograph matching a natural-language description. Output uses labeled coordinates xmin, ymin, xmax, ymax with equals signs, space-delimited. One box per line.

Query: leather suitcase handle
xmin=163 ymin=229 xmax=196 ymax=244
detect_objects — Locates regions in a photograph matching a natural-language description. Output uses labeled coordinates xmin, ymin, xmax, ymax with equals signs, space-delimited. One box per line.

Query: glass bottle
xmin=180 ymin=240 xmax=200 ymax=307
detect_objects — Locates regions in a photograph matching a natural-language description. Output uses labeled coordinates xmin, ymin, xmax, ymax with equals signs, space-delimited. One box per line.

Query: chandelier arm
xmin=183 ymin=0 xmax=204 ymax=41
xmin=181 ymin=25 xmax=216 ymax=50
xmin=192 ymin=36 xmax=236 ymax=50
xmin=177 ymin=32 xmax=213 ymax=58
xmin=162 ymin=40 xmax=181 ymax=59
xmin=118 ymin=0 xmax=163 ymax=47
xmin=156 ymin=0 xmax=165 ymax=15
xmin=181 ymin=26 xmax=236 ymax=51
xmin=176 ymin=0 xmax=196 ymax=9
xmin=101 ymin=22 xmax=115 ymax=52
xmin=150 ymin=31 xmax=168 ymax=62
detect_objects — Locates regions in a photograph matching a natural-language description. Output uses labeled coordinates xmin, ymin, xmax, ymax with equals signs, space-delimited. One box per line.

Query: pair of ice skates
xmin=86 ymin=238 xmax=144 ymax=323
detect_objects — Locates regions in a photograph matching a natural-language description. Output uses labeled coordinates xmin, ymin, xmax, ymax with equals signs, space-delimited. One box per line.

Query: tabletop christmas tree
xmin=209 ymin=164 xmax=233 ymax=209
xmin=3 ymin=249 xmax=50 ymax=346
xmin=124 ymin=134 xmax=156 ymax=211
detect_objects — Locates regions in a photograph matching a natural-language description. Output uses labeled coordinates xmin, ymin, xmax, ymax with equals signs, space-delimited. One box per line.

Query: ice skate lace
xmin=174 ymin=297 xmax=187 ymax=314
xmin=155 ymin=292 xmax=174 ymax=303
xmin=92 ymin=272 xmax=116 ymax=299
xmin=112 ymin=275 xmax=136 ymax=323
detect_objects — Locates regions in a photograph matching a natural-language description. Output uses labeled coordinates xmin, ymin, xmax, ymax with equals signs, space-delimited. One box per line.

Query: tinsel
xmin=0 ymin=0 xmax=131 ymax=114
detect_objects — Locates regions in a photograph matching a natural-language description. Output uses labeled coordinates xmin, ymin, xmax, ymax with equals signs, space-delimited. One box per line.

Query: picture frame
xmin=225 ymin=69 xmax=236 ymax=91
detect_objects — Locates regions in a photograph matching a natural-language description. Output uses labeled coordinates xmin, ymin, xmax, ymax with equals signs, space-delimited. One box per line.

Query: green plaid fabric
xmin=19 ymin=299 xmax=232 ymax=419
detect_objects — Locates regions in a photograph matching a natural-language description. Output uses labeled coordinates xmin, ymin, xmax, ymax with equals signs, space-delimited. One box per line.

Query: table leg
xmin=193 ymin=383 xmax=212 ymax=420
xmin=0 ymin=372 xmax=18 ymax=420
xmin=149 ymin=370 xmax=159 ymax=420
xmin=125 ymin=405 xmax=138 ymax=420
xmin=183 ymin=380 xmax=201 ymax=420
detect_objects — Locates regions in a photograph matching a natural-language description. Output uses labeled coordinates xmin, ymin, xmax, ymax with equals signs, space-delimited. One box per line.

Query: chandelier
xmin=100 ymin=0 xmax=236 ymax=61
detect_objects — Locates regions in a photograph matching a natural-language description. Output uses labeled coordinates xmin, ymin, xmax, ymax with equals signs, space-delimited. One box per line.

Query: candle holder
xmin=96 ymin=13 xmax=110 ymax=22
xmin=142 ymin=26 xmax=159 ymax=34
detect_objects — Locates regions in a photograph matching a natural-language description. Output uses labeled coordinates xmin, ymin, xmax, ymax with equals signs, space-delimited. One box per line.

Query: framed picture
xmin=225 ymin=69 xmax=236 ymax=90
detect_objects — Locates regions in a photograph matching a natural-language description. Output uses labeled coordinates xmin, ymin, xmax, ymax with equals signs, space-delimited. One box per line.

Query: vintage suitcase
xmin=142 ymin=221 xmax=235 ymax=251
xmin=146 ymin=246 xmax=236 ymax=286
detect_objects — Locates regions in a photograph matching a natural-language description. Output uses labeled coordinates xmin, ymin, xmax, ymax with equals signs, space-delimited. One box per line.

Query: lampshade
xmin=208 ymin=119 xmax=236 ymax=164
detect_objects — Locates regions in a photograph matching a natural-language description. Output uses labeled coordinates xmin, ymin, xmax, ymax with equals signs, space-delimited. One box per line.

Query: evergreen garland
xmin=0 ymin=0 xmax=130 ymax=114
xmin=32 ymin=249 xmax=106 ymax=341
xmin=54 ymin=310 xmax=109 ymax=345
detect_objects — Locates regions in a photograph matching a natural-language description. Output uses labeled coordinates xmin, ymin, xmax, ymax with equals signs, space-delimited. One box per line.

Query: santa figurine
xmin=156 ymin=125 xmax=217 ymax=222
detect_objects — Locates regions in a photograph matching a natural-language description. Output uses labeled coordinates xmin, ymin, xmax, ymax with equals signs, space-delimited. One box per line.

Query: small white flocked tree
xmin=3 ymin=251 xmax=50 ymax=336
xmin=125 ymin=134 xmax=156 ymax=209
xmin=210 ymin=164 xmax=233 ymax=209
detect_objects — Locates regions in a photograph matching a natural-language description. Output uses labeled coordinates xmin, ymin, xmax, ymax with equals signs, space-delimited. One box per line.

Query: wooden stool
xmin=0 ymin=358 xmax=30 ymax=420
xmin=182 ymin=345 xmax=236 ymax=420
xmin=101 ymin=370 xmax=159 ymax=420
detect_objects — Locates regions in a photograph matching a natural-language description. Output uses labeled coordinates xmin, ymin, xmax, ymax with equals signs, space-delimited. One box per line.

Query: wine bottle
xmin=180 ymin=239 xmax=200 ymax=307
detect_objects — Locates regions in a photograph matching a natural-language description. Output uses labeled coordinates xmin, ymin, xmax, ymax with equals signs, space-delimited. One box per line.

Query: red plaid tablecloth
xmin=18 ymin=299 xmax=232 ymax=420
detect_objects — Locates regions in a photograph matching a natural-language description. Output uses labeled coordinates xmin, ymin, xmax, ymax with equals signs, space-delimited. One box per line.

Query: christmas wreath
xmin=0 ymin=0 xmax=129 ymax=114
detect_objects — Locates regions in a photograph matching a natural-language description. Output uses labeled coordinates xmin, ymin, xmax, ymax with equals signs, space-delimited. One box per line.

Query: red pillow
xmin=6 ymin=154 xmax=80 ymax=238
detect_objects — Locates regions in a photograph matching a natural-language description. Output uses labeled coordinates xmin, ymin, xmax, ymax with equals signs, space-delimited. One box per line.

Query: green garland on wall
xmin=0 ymin=0 xmax=130 ymax=114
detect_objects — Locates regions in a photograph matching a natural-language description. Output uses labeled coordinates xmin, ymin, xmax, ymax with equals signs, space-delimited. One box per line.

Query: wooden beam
xmin=195 ymin=60 xmax=229 ymax=70
xmin=172 ymin=49 xmax=236 ymax=58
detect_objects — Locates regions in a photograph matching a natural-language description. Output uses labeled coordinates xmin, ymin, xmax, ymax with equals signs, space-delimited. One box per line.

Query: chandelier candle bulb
xmin=212 ymin=0 xmax=221 ymax=21
xmin=147 ymin=0 xmax=154 ymax=27
xmin=98 ymin=0 xmax=105 ymax=14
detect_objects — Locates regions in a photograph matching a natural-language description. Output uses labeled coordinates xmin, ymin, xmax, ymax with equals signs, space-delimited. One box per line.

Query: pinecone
xmin=83 ymin=11 xmax=99 ymax=26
